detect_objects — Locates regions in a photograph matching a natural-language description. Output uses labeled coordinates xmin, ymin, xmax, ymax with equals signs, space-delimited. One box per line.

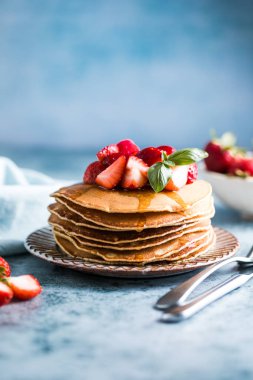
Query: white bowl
xmin=200 ymin=169 xmax=253 ymax=218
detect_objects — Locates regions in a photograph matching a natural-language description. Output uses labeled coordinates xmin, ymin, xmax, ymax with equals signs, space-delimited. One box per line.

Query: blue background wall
xmin=0 ymin=0 xmax=253 ymax=151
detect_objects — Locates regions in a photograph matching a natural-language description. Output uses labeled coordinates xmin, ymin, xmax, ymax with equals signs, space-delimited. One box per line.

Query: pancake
xmin=48 ymin=212 xmax=211 ymax=244
xmin=53 ymin=227 xmax=212 ymax=263
xmin=54 ymin=227 xmax=215 ymax=265
xmin=50 ymin=218 xmax=210 ymax=250
xmin=52 ymin=180 xmax=212 ymax=213
xmin=52 ymin=195 xmax=214 ymax=231
xmin=49 ymin=178 xmax=216 ymax=268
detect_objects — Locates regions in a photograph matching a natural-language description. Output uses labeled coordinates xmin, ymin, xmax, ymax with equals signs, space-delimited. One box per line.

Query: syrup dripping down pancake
xmin=51 ymin=195 xmax=214 ymax=231
xmin=52 ymin=180 xmax=212 ymax=213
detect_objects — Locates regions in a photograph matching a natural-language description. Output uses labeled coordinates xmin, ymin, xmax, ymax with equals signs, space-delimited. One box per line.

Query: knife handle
xmin=161 ymin=273 xmax=251 ymax=323
xmin=155 ymin=244 xmax=253 ymax=310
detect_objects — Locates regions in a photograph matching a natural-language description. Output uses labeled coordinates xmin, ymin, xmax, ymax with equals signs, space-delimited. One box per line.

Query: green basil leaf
xmin=148 ymin=163 xmax=172 ymax=193
xmin=163 ymin=160 xmax=176 ymax=168
xmin=168 ymin=148 xmax=208 ymax=165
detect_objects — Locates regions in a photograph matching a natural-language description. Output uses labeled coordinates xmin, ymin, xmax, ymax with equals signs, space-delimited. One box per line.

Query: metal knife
xmin=155 ymin=245 xmax=253 ymax=310
xmin=160 ymin=268 xmax=253 ymax=322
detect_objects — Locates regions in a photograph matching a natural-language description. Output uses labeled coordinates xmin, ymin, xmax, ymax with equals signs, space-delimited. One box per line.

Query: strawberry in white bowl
xmin=202 ymin=132 xmax=253 ymax=218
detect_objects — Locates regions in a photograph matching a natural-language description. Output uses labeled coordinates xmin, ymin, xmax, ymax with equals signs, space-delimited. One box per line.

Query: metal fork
xmin=155 ymin=245 xmax=253 ymax=311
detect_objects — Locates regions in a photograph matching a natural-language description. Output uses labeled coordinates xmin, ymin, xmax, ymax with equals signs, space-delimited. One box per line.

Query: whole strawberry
xmin=229 ymin=156 xmax=253 ymax=177
xmin=204 ymin=141 xmax=235 ymax=173
xmin=0 ymin=256 xmax=11 ymax=278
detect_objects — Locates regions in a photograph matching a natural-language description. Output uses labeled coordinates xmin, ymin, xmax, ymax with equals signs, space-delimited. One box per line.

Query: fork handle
xmin=154 ymin=255 xmax=252 ymax=310
xmin=161 ymin=273 xmax=251 ymax=322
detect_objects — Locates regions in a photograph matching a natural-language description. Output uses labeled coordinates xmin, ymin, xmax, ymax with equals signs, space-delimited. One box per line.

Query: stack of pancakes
xmin=48 ymin=180 xmax=215 ymax=266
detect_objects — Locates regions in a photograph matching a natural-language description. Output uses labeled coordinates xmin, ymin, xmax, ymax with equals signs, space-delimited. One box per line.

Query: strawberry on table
xmin=7 ymin=275 xmax=42 ymax=301
xmin=96 ymin=156 xmax=127 ymax=189
xmin=0 ymin=256 xmax=11 ymax=277
xmin=0 ymin=282 xmax=13 ymax=306
xmin=121 ymin=156 xmax=148 ymax=189
xmin=83 ymin=161 xmax=105 ymax=184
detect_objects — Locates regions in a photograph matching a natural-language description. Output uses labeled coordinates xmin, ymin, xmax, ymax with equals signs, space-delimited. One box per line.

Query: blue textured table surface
xmin=1 ymin=151 xmax=253 ymax=380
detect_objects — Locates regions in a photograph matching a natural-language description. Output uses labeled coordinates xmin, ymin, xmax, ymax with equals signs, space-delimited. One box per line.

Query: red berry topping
xmin=187 ymin=163 xmax=198 ymax=184
xmin=96 ymin=156 xmax=127 ymax=189
xmin=165 ymin=165 xmax=189 ymax=191
xmin=83 ymin=161 xmax=105 ymax=184
xmin=0 ymin=256 xmax=11 ymax=277
xmin=102 ymin=152 xmax=122 ymax=167
xmin=137 ymin=147 xmax=162 ymax=166
xmin=0 ymin=282 xmax=13 ymax=306
xmin=117 ymin=139 xmax=140 ymax=156
xmin=96 ymin=144 xmax=120 ymax=163
xmin=7 ymin=275 xmax=42 ymax=301
xmin=121 ymin=156 xmax=148 ymax=189
xmin=157 ymin=146 xmax=176 ymax=156
xmin=204 ymin=142 xmax=234 ymax=173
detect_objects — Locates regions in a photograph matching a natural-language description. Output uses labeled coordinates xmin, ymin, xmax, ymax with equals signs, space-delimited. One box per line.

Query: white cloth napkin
xmin=0 ymin=157 xmax=69 ymax=256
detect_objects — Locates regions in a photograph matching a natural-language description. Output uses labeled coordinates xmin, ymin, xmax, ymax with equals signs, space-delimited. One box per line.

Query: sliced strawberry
xmin=121 ymin=156 xmax=148 ymax=189
xmin=0 ymin=282 xmax=13 ymax=306
xmin=157 ymin=145 xmax=176 ymax=156
xmin=7 ymin=275 xmax=42 ymax=301
xmin=96 ymin=144 xmax=120 ymax=163
xmin=102 ymin=152 xmax=122 ymax=167
xmin=96 ymin=156 xmax=127 ymax=189
xmin=187 ymin=163 xmax=198 ymax=184
xmin=137 ymin=147 xmax=162 ymax=166
xmin=83 ymin=161 xmax=106 ymax=184
xmin=0 ymin=257 xmax=11 ymax=277
xmin=165 ymin=165 xmax=189 ymax=191
xmin=117 ymin=139 xmax=140 ymax=156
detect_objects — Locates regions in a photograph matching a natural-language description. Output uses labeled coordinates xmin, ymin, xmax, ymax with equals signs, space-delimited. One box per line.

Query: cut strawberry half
xmin=187 ymin=163 xmax=198 ymax=184
xmin=165 ymin=165 xmax=189 ymax=191
xmin=0 ymin=282 xmax=13 ymax=306
xmin=83 ymin=161 xmax=106 ymax=184
xmin=0 ymin=256 xmax=11 ymax=277
xmin=121 ymin=156 xmax=148 ymax=189
xmin=7 ymin=275 xmax=42 ymax=301
xmin=96 ymin=156 xmax=127 ymax=189
xmin=157 ymin=145 xmax=176 ymax=156
xmin=137 ymin=147 xmax=162 ymax=166
xmin=102 ymin=152 xmax=122 ymax=166
xmin=117 ymin=139 xmax=140 ymax=156
xmin=96 ymin=144 xmax=120 ymax=163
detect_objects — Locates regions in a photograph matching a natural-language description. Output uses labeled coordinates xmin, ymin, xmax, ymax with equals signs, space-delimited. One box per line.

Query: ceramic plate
xmin=25 ymin=226 xmax=239 ymax=278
